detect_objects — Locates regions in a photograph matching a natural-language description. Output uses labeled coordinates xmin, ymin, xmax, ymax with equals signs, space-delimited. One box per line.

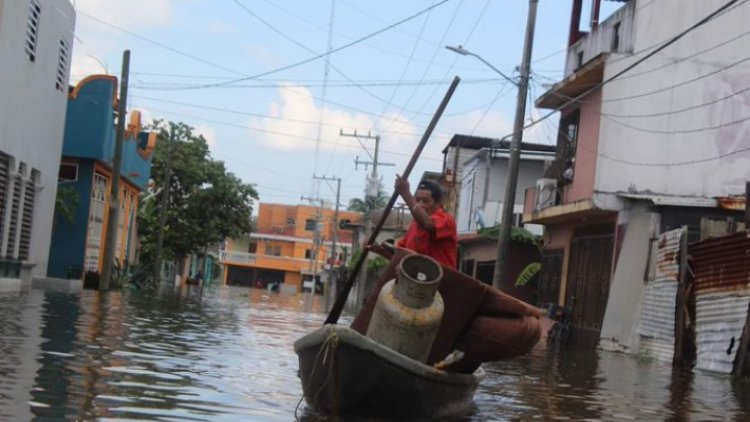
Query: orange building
xmin=220 ymin=203 xmax=361 ymax=291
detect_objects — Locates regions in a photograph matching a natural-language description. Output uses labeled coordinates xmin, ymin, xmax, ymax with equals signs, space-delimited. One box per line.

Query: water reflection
xmin=0 ymin=286 xmax=748 ymax=421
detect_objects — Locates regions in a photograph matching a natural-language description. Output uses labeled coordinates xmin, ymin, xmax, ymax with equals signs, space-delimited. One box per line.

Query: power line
xmin=159 ymin=0 xmax=453 ymax=91
xmin=141 ymin=106 xmax=445 ymax=162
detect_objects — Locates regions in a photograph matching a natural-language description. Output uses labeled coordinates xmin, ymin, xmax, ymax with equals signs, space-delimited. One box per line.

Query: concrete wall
xmin=0 ymin=0 xmax=76 ymax=277
xmin=599 ymin=203 xmax=658 ymax=354
xmin=47 ymin=160 xmax=94 ymax=278
xmin=595 ymin=0 xmax=750 ymax=198
xmin=565 ymin=89 xmax=602 ymax=203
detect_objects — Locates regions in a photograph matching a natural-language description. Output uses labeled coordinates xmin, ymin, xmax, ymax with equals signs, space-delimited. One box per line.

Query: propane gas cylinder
xmin=366 ymin=254 xmax=444 ymax=362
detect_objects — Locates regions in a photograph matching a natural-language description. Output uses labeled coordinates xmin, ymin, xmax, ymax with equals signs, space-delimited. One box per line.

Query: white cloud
xmin=75 ymin=0 xmax=174 ymax=28
xmin=250 ymin=84 xmax=416 ymax=153
xmin=195 ymin=124 xmax=218 ymax=150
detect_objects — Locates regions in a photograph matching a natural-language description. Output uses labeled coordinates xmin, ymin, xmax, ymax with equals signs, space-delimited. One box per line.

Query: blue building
xmin=48 ymin=75 xmax=156 ymax=280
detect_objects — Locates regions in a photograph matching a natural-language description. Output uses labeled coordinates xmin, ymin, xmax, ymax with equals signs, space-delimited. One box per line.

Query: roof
xmin=442 ymin=134 xmax=556 ymax=155
xmin=535 ymin=53 xmax=608 ymax=110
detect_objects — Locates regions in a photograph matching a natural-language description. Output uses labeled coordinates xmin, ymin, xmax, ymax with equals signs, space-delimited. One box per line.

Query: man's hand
xmin=394 ymin=174 xmax=410 ymax=198
xmin=366 ymin=242 xmax=395 ymax=259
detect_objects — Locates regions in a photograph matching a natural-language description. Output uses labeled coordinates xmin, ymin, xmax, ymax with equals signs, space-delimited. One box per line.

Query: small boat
xmin=294 ymin=324 xmax=485 ymax=420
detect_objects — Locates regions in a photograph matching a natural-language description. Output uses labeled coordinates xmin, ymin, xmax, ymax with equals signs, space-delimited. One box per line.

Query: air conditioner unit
xmin=535 ymin=178 xmax=557 ymax=211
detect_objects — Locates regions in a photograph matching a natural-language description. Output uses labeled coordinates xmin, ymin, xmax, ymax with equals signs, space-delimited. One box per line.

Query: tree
xmin=347 ymin=191 xmax=388 ymax=213
xmin=138 ymin=120 xmax=258 ymax=270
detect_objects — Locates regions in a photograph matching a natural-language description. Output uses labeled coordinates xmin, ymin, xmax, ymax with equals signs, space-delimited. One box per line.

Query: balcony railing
xmin=220 ymin=251 xmax=257 ymax=265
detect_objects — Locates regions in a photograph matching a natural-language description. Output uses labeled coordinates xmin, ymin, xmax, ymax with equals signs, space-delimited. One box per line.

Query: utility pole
xmin=301 ymin=195 xmax=324 ymax=283
xmin=314 ymin=175 xmax=342 ymax=295
xmin=153 ymin=125 xmax=175 ymax=285
xmin=99 ymin=50 xmax=130 ymax=290
xmin=340 ymin=130 xmax=394 ymax=238
xmin=493 ymin=0 xmax=538 ymax=290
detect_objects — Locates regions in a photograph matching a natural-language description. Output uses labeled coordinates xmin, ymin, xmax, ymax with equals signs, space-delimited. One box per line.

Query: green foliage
xmin=477 ymin=224 xmax=542 ymax=250
xmin=349 ymin=249 xmax=388 ymax=273
xmin=348 ymin=191 xmax=388 ymax=213
xmin=54 ymin=185 xmax=80 ymax=224
xmin=138 ymin=120 xmax=258 ymax=264
xmin=515 ymin=262 xmax=541 ymax=287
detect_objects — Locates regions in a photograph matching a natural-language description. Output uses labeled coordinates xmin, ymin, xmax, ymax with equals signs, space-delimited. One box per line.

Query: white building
xmin=0 ymin=0 xmax=76 ymax=288
xmin=456 ymin=138 xmax=555 ymax=235
xmin=525 ymin=0 xmax=750 ymax=352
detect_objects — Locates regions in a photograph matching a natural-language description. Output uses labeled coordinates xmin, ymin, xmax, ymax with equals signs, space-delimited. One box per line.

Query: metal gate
xmin=537 ymin=250 xmax=564 ymax=309
xmin=566 ymin=226 xmax=615 ymax=339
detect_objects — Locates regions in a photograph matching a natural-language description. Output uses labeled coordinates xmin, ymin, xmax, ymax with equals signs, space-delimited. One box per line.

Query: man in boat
xmin=369 ymin=177 xmax=456 ymax=268
xmin=357 ymin=175 xmax=543 ymax=373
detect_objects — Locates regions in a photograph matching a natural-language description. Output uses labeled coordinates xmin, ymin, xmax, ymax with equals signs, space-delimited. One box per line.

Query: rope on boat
xmin=295 ymin=326 xmax=340 ymax=421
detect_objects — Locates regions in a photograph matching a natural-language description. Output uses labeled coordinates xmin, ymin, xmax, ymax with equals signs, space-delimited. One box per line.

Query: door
xmin=565 ymin=225 xmax=615 ymax=341
xmin=537 ymin=250 xmax=564 ymax=309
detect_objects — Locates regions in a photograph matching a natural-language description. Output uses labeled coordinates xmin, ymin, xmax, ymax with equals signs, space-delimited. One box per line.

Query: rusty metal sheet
xmin=690 ymin=232 xmax=750 ymax=293
xmin=695 ymin=292 xmax=750 ymax=374
xmin=690 ymin=231 xmax=750 ymax=374
xmin=637 ymin=228 xmax=684 ymax=363
xmin=716 ymin=196 xmax=747 ymax=211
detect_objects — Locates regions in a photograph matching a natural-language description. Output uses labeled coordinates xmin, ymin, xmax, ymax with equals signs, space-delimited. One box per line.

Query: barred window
xmin=25 ymin=0 xmax=42 ymax=62
xmin=56 ymin=39 xmax=69 ymax=91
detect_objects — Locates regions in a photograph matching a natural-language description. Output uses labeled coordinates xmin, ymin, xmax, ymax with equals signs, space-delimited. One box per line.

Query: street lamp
xmin=445 ymin=45 xmax=519 ymax=87
xmin=445 ymin=0 xmax=538 ymax=290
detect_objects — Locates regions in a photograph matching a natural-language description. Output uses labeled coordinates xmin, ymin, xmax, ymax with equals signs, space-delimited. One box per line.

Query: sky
xmin=69 ymin=0 xmax=622 ymax=211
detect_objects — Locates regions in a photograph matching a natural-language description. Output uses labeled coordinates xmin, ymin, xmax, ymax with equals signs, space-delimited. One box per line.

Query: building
xmin=453 ymin=135 xmax=555 ymax=235
xmin=220 ymin=203 xmax=361 ymax=291
xmin=523 ymin=0 xmax=750 ymax=348
xmin=0 ymin=0 xmax=76 ymax=288
xmin=47 ymin=75 xmax=157 ymax=281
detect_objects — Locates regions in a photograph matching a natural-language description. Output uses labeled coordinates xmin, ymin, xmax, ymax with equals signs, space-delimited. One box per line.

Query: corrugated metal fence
xmin=690 ymin=231 xmax=750 ymax=374
xmin=637 ymin=228 xmax=684 ymax=363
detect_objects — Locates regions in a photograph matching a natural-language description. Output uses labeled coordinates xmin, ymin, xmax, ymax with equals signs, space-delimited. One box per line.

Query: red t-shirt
xmin=396 ymin=206 xmax=457 ymax=268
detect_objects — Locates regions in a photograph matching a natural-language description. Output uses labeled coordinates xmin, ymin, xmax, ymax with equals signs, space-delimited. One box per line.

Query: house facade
xmin=47 ymin=76 xmax=157 ymax=281
xmin=454 ymin=136 xmax=555 ymax=235
xmin=220 ymin=203 xmax=361 ymax=291
xmin=524 ymin=0 xmax=750 ymax=349
xmin=0 ymin=0 xmax=76 ymax=288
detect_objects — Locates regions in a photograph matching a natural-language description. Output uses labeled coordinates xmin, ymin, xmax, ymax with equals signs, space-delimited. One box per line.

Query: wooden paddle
xmin=324 ymin=76 xmax=461 ymax=325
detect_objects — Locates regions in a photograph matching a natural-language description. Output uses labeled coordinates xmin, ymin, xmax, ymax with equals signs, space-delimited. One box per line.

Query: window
xmin=0 ymin=154 xmax=9 ymax=247
xmin=611 ymin=22 xmax=621 ymax=52
xmin=248 ymin=242 xmax=257 ymax=254
xmin=56 ymin=39 xmax=69 ymax=91
xmin=287 ymin=218 xmax=296 ymax=226
xmin=557 ymin=110 xmax=580 ymax=184
xmin=18 ymin=170 xmax=38 ymax=260
xmin=305 ymin=249 xmax=313 ymax=259
xmin=25 ymin=0 xmax=41 ymax=62
xmin=58 ymin=163 xmax=78 ymax=182
xmin=304 ymin=219 xmax=316 ymax=231
xmin=4 ymin=165 xmax=24 ymax=257
xmin=264 ymin=244 xmax=281 ymax=256
xmin=576 ymin=51 xmax=584 ymax=69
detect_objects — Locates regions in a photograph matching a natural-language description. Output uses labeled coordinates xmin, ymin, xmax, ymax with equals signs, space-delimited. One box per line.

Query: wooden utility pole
xmin=99 ymin=50 xmax=130 ymax=290
xmin=153 ymin=125 xmax=175 ymax=285
xmin=493 ymin=0 xmax=538 ymax=290
xmin=314 ymin=175 xmax=342 ymax=295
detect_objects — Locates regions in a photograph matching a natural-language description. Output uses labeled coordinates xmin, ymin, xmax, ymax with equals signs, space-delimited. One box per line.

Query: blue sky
xmin=70 ymin=0 xmax=622 ymax=210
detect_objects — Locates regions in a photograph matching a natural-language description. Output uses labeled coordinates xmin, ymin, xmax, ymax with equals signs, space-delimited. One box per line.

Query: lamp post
xmin=446 ymin=0 xmax=538 ymax=289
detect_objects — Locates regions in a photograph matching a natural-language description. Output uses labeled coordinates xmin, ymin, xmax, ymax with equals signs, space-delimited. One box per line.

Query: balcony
xmin=220 ymin=251 xmax=257 ymax=265
xmin=564 ymin=1 xmax=635 ymax=77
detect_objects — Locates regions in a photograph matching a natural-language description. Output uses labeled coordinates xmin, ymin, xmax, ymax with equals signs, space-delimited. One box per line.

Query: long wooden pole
xmin=324 ymin=76 xmax=461 ymax=325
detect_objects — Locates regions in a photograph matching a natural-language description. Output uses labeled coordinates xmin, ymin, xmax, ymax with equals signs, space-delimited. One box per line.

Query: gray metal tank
xmin=366 ymin=254 xmax=444 ymax=362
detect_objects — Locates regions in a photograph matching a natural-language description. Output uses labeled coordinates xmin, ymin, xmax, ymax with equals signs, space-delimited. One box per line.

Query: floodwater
xmin=1 ymin=286 xmax=748 ymax=421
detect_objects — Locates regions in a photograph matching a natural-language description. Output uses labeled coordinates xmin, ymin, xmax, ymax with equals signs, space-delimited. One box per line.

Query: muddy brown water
xmin=1 ymin=286 xmax=747 ymax=421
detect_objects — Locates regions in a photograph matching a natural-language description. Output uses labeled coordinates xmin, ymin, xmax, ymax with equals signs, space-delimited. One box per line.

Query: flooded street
xmin=1 ymin=286 xmax=748 ymax=421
